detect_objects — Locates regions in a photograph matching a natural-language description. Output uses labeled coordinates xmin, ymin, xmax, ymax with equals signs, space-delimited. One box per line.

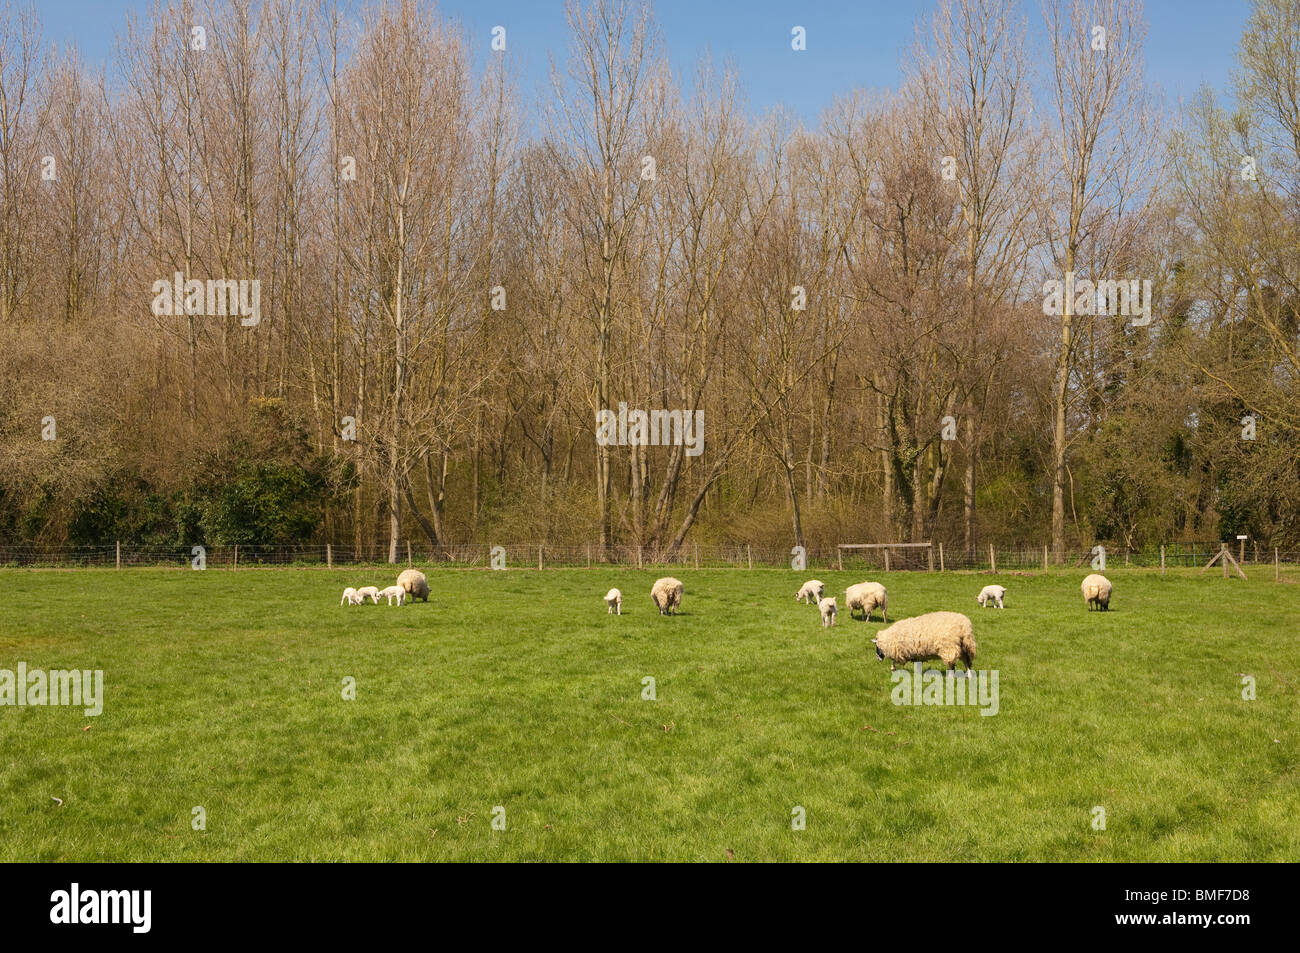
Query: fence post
xmin=883 ymin=548 xmax=890 ymax=573
xmin=938 ymin=542 xmax=944 ymax=572
xmin=1160 ymin=545 xmax=1165 ymax=575
xmin=115 ymin=540 xmax=121 ymax=570
xmin=637 ymin=545 xmax=643 ymax=570
xmin=838 ymin=547 xmax=843 ymax=572
xmin=1275 ymin=547 xmax=1279 ymax=582
xmin=747 ymin=544 xmax=752 ymax=570
xmin=586 ymin=544 xmax=591 ymax=569
xmin=407 ymin=541 xmax=413 ymax=567
xmin=927 ymin=545 xmax=934 ymax=572
xmin=989 ymin=543 xmax=996 ymax=574
xmin=539 ymin=545 xmax=543 ymax=571
xmin=233 ymin=544 xmax=238 ymax=570
xmin=327 ymin=543 xmax=332 ymax=569
xmin=1043 ymin=544 xmax=1048 ymax=572
xmin=694 ymin=542 xmax=699 ymax=569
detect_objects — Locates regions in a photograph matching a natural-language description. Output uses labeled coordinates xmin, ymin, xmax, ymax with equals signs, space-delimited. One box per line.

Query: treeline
xmin=0 ymin=0 xmax=1297 ymax=560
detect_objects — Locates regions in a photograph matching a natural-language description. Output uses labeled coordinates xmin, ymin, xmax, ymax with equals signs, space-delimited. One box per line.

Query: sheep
xmin=796 ymin=580 xmax=825 ymax=605
xmin=845 ymin=581 xmax=888 ymax=623
xmin=976 ymin=584 xmax=1006 ymax=609
xmin=872 ymin=611 xmax=977 ymax=674
xmin=397 ymin=568 xmax=429 ymax=603
xmin=604 ymin=588 xmax=623 ymax=615
xmin=651 ymin=577 xmax=684 ymax=616
xmin=1082 ymin=573 xmax=1112 ymax=611
xmin=379 ymin=585 xmax=406 ymax=606
xmin=340 ymin=587 xmax=363 ymax=606
xmin=818 ymin=596 xmax=837 ymax=628
xmin=356 ymin=586 xmax=381 ymax=604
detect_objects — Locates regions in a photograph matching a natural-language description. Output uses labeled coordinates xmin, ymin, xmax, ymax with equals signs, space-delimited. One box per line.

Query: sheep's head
xmin=871 ymin=638 xmax=884 ymax=661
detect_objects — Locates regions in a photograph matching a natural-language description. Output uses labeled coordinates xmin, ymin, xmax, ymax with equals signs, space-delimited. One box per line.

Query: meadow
xmin=0 ymin=566 xmax=1296 ymax=861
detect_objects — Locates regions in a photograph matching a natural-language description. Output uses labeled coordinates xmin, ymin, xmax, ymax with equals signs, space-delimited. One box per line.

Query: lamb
xmin=356 ymin=586 xmax=381 ymax=604
xmin=845 ymin=581 xmax=888 ymax=623
xmin=796 ymin=580 xmax=825 ymax=605
xmin=379 ymin=585 xmax=406 ymax=606
xmin=604 ymin=588 xmax=623 ymax=615
xmin=650 ymin=577 xmax=684 ymax=615
xmin=397 ymin=568 xmax=429 ymax=603
xmin=976 ymin=584 xmax=1006 ymax=609
xmin=871 ymin=611 xmax=976 ymax=674
xmin=340 ymin=587 xmax=363 ymax=606
xmin=818 ymin=596 xmax=837 ymax=628
xmin=1082 ymin=573 xmax=1112 ymax=611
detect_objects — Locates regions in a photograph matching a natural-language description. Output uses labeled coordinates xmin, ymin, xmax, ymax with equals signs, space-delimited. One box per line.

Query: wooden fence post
xmin=988 ymin=543 xmax=996 ymax=574
xmin=883 ymin=548 xmax=891 ymax=573
xmin=115 ymin=540 xmax=121 ymax=570
xmin=927 ymin=545 xmax=934 ymax=572
xmin=938 ymin=542 xmax=944 ymax=572
xmin=1043 ymin=544 xmax=1048 ymax=571
xmin=694 ymin=542 xmax=699 ymax=569
xmin=407 ymin=541 xmax=413 ymax=567
xmin=233 ymin=544 xmax=238 ymax=570
xmin=838 ymin=547 xmax=843 ymax=572
xmin=1275 ymin=547 xmax=1279 ymax=582
xmin=586 ymin=544 xmax=591 ymax=569
xmin=327 ymin=543 xmax=332 ymax=569
xmin=747 ymin=544 xmax=752 ymax=570
xmin=539 ymin=545 xmax=543 ymax=571
xmin=638 ymin=546 xmax=643 ymax=570
xmin=1160 ymin=545 xmax=1165 ymax=575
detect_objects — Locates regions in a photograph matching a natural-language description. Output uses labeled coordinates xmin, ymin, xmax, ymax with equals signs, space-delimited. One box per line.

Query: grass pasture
xmin=0 ymin=566 xmax=1296 ymax=861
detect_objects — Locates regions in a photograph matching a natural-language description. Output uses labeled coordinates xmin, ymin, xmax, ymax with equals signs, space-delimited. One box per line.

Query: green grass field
xmin=0 ymin=566 xmax=1296 ymax=861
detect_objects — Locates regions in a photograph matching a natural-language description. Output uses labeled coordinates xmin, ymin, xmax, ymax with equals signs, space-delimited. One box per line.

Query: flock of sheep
xmin=337 ymin=564 xmax=1114 ymax=677
xmin=340 ymin=569 xmax=430 ymax=607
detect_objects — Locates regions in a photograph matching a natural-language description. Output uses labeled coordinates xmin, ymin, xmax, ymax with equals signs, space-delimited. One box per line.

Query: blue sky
xmin=43 ymin=0 xmax=1249 ymax=121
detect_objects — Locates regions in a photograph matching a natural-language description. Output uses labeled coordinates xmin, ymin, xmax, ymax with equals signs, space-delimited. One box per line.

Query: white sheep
xmin=356 ymin=586 xmax=381 ymax=604
xmin=340 ymin=587 xmax=363 ymax=606
xmin=397 ymin=568 xmax=429 ymax=602
xmin=845 ymin=581 xmax=888 ymax=623
xmin=818 ymin=596 xmax=837 ymax=628
xmin=651 ymin=577 xmax=684 ymax=615
xmin=872 ymin=611 xmax=977 ymax=674
xmin=1082 ymin=573 xmax=1112 ymax=611
xmin=976 ymin=584 xmax=1006 ymax=609
xmin=796 ymin=579 xmax=825 ymax=605
xmin=379 ymin=585 xmax=406 ymax=606
xmin=604 ymin=588 xmax=623 ymax=614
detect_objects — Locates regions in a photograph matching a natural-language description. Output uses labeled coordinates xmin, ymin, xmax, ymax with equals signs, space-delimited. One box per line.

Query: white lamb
xmin=976 ymin=584 xmax=1006 ymax=609
xmin=357 ymin=586 xmax=381 ymax=604
xmin=796 ymin=580 xmax=825 ymax=605
xmin=379 ymin=585 xmax=406 ymax=606
xmin=340 ymin=587 xmax=363 ymax=606
xmin=818 ymin=597 xmax=837 ymax=628
xmin=845 ymin=581 xmax=888 ymax=623
xmin=604 ymin=588 xmax=623 ymax=615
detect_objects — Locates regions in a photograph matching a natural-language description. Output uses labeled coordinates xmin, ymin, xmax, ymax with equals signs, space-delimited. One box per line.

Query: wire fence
xmin=0 ymin=539 xmax=1294 ymax=574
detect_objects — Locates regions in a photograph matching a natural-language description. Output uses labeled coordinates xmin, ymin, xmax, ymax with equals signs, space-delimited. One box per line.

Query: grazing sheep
xmin=796 ymin=580 xmax=825 ymax=605
xmin=379 ymin=585 xmax=406 ymax=606
xmin=976 ymin=584 xmax=1006 ymax=609
xmin=604 ymin=588 xmax=623 ymax=615
xmin=872 ymin=612 xmax=976 ymax=674
xmin=651 ymin=577 xmax=684 ymax=616
xmin=397 ymin=568 xmax=429 ymax=603
xmin=818 ymin=597 xmax=837 ymax=628
xmin=845 ymin=581 xmax=888 ymax=623
xmin=356 ymin=586 xmax=381 ymax=604
xmin=1082 ymin=573 xmax=1112 ymax=611
xmin=340 ymin=587 xmax=363 ymax=606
